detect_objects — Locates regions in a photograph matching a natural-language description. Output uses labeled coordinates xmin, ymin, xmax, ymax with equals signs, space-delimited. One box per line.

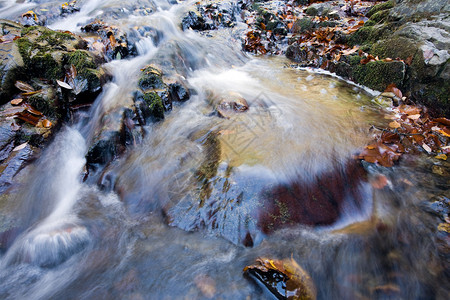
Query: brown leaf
xmin=385 ymin=84 xmax=402 ymax=99
xmin=22 ymin=103 xmax=43 ymax=116
xmin=15 ymin=81 xmax=34 ymax=93
xmin=342 ymin=46 xmax=359 ymax=56
xmin=398 ymin=105 xmax=421 ymax=115
xmin=16 ymin=111 xmax=41 ymax=126
xmin=434 ymin=118 xmax=450 ymax=126
xmin=389 ymin=121 xmax=401 ymax=129
xmin=405 ymin=56 xmax=413 ymax=65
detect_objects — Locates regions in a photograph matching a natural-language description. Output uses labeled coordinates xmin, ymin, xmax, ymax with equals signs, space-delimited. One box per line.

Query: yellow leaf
xmin=435 ymin=154 xmax=447 ymax=160
xmin=389 ymin=121 xmax=401 ymax=129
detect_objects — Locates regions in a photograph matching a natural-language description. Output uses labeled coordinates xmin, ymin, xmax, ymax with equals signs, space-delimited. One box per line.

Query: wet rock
xmin=259 ymin=161 xmax=368 ymax=233
xmin=81 ymin=21 xmax=130 ymax=61
xmin=215 ymin=92 xmax=249 ymax=119
xmin=285 ymin=43 xmax=309 ymax=63
xmin=244 ymin=257 xmax=317 ymax=300
xmin=60 ymin=1 xmax=80 ymax=17
xmin=86 ymin=132 xmax=120 ymax=166
xmin=305 ymin=2 xmax=333 ymax=17
xmin=0 ymin=143 xmax=33 ymax=194
xmin=134 ymin=65 xmax=170 ymax=123
xmin=389 ymin=0 xmax=450 ymax=22
xmin=168 ymin=82 xmax=190 ymax=103
xmin=182 ymin=11 xmax=212 ymax=31
xmin=0 ymin=20 xmax=25 ymax=103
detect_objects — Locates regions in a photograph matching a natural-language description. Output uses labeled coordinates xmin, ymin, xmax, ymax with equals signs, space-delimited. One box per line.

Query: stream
xmin=0 ymin=0 xmax=449 ymax=299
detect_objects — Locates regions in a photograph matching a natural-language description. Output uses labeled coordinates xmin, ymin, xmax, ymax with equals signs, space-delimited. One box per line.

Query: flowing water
xmin=0 ymin=0 xmax=449 ymax=299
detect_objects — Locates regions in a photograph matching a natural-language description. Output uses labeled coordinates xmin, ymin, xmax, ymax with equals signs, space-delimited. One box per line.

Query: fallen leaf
xmin=408 ymin=114 xmax=421 ymax=120
xmin=434 ymin=118 xmax=450 ymax=126
xmin=11 ymin=98 xmax=23 ymax=105
xmin=435 ymin=154 xmax=447 ymax=161
xmin=422 ymin=143 xmax=432 ymax=154
xmin=15 ymin=81 xmax=34 ymax=92
xmin=389 ymin=121 xmax=401 ymax=129
xmin=13 ymin=142 xmax=28 ymax=152
xmin=56 ymin=79 xmax=73 ymax=90
xmin=437 ymin=223 xmax=450 ymax=233
xmin=405 ymin=56 xmax=413 ymax=65
xmin=42 ymin=119 xmax=52 ymax=128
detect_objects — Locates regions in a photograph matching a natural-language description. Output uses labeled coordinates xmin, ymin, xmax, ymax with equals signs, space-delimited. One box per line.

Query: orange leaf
xmin=11 ymin=98 xmax=23 ymax=105
xmin=389 ymin=121 xmax=401 ymax=129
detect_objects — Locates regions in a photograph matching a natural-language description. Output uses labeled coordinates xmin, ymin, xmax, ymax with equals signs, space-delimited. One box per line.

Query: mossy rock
xmin=293 ymin=17 xmax=314 ymax=33
xmin=138 ymin=66 xmax=166 ymax=91
xmin=21 ymin=26 xmax=75 ymax=49
xmin=63 ymin=50 xmax=102 ymax=93
xmin=351 ymin=60 xmax=406 ymax=91
xmin=64 ymin=50 xmax=96 ymax=71
xmin=369 ymin=10 xmax=390 ymax=23
xmin=15 ymin=37 xmax=63 ymax=79
xmin=305 ymin=7 xmax=318 ymax=16
xmin=366 ymin=0 xmax=394 ymax=18
xmin=371 ymin=36 xmax=419 ymax=60
xmin=142 ymin=92 xmax=164 ymax=121
xmin=349 ymin=24 xmax=394 ymax=47
xmin=28 ymin=93 xmax=59 ymax=120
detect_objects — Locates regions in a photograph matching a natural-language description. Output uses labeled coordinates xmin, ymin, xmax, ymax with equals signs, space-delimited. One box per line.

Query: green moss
xmin=349 ymin=54 xmax=362 ymax=66
xmin=138 ymin=71 xmax=165 ymax=91
xmin=349 ymin=25 xmax=392 ymax=47
xmin=305 ymin=7 xmax=318 ymax=16
xmin=82 ymin=68 xmax=101 ymax=92
xmin=15 ymin=37 xmax=33 ymax=64
xmin=293 ymin=17 xmax=313 ymax=33
xmin=64 ymin=50 xmax=96 ymax=71
xmin=366 ymin=0 xmax=394 ymax=17
xmin=371 ymin=37 xmax=418 ymax=60
xmin=31 ymin=53 xmax=62 ymax=79
xmin=28 ymin=94 xmax=59 ymax=120
xmin=352 ymin=60 xmax=405 ymax=91
xmin=369 ymin=10 xmax=390 ymax=23
xmin=142 ymin=92 xmax=164 ymax=121
xmin=21 ymin=26 xmax=38 ymax=36
xmin=364 ymin=20 xmax=376 ymax=27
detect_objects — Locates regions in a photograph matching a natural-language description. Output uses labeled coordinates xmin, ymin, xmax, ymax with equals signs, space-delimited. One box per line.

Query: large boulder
xmin=346 ymin=0 xmax=450 ymax=115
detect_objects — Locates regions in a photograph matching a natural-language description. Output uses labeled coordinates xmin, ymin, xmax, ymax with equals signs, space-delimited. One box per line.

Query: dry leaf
xmin=408 ymin=114 xmax=421 ymax=120
xmin=389 ymin=121 xmax=401 ymax=129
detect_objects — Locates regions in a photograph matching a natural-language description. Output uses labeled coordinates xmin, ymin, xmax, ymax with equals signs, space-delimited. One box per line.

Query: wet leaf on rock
xmin=10 ymin=98 xmax=23 ymax=106
xmin=13 ymin=142 xmax=28 ymax=152
xmin=244 ymin=257 xmax=316 ymax=300
xmin=15 ymin=81 xmax=35 ymax=93
xmin=56 ymin=79 xmax=73 ymax=90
